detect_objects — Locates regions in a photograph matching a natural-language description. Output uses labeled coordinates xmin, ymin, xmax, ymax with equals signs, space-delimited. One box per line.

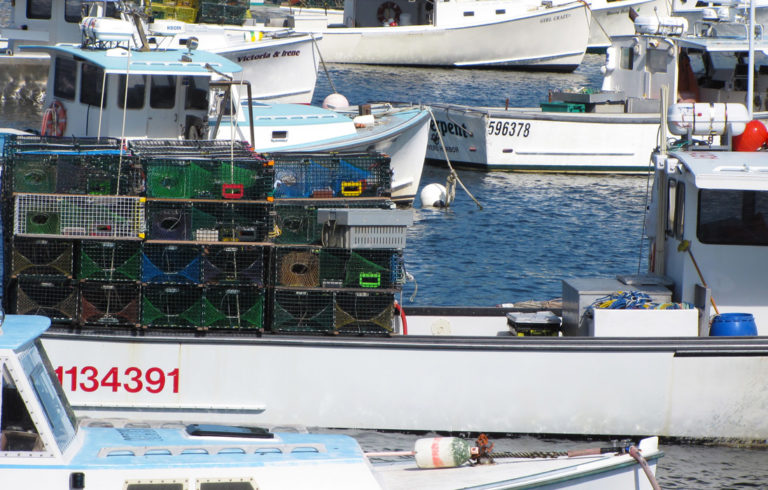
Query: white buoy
xmin=322 ymin=93 xmax=349 ymax=109
xmin=413 ymin=437 xmax=473 ymax=468
xmin=419 ymin=183 xmax=447 ymax=208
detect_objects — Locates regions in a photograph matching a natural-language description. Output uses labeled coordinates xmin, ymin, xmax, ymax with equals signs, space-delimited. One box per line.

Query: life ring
xmin=377 ymin=1 xmax=401 ymax=25
xmin=41 ymin=101 xmax=67 ymax=137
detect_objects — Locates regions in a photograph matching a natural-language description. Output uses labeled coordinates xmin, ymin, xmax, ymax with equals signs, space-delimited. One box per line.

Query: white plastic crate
xmin=317 ymin=208 xmax=413 ymax=249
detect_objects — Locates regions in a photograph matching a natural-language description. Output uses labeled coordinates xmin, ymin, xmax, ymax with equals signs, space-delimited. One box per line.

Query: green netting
xmin=24 ymin=210 xmax=61 ymax=235
xmin=145 ymin=160 xmax=213 ymax=199
xmin=79 ymin=241 xmax=142 ymax=281
xmin=141 ymin=285 xmax=204 ymax=328
xmin=270 ymin=290 xmax=334 ymax=334
xmin=12 ymin=157 xmax=57 ymax=193
xmin=201 ymin=286 xmax=264 ymax=329
xmin=273 ymin=205 xmax=319 ymax=245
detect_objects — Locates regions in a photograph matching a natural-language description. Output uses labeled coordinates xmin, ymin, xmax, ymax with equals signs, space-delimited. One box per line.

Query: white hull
xmin=304 ymin=2 xmax=591 ymax=69
xmin=427 ymin=105 xmax=663 ymax=172
xmin=40 ymin=325 xmax=768 ymax=440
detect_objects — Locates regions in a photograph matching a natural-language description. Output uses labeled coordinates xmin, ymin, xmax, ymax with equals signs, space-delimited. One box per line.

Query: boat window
xmin=272 ymin=130 xmax=288 ymax=140
xmin=620 ymin=47 xmax=634 ymax=70
xmin=118 ymin=75 xmax=147 ymax=110
xmin=698 ymin=189 xmax=768 ymax=245
xmin=0 ymin=365 xmax=43 ymax=452
xmin=666 ymin=179 xmax=678 ymax=236
xmin=199 ymin=481 xmax=256 ymax=490
xmin=18 ymin=341 xmax=78 ymax=452
xmin=125 ymin=483 xmax=185 ymax=490
xmin=80 ymin=63 xmax=108 ymax=108
xmin=150 ymin=76 xmax=177 ymax=109
xmin=647 ymin=48 xmax=669 ymax=74
xmin=674 ymin=182 xmax=685 ymax=238
xmin=495 ymin=9 xmax=505 ymax=14
xmin=26 ymin=0 xmax=51 ymax=20
xmin=463 ymin=11 xmax=474 ymax=16
xmin=53 ymin=57 xmax=77 ymax=101
xmin=64 ymin=0 xmax=83 ymax=23
xmin=184 ymin=76 xmax=209 ymax=110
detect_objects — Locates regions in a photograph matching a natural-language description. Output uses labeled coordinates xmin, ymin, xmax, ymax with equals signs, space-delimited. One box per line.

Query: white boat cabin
xmin=26 ymin=42 xmax=243 ymax=140
xmin=552 ymin=15 xmax=768 ymax=115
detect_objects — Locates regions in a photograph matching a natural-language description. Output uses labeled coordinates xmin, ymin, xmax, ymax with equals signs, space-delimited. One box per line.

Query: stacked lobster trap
xmin=1 ymin=136 xmax=412 ymax=336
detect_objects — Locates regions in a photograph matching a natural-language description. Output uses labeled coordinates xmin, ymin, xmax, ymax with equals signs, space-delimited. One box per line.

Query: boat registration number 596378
xmin=55 ymin=365 xmax=180 ymax=394
xmin=488 ymin=120 xmax=530 ymax=137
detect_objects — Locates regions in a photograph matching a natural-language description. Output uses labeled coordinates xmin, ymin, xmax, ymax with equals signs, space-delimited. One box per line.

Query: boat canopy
xmin=19 ymin=45 xmax=243 ymax=76
xmin=667 ymin=151 xmax=768 ymax=190
xmin=0 ymin=316 xmax=50 ymax=352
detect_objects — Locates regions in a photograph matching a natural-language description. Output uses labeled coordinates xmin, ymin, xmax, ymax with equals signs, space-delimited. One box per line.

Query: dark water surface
xmin=3 ymin=55 xmax=768 ymax=487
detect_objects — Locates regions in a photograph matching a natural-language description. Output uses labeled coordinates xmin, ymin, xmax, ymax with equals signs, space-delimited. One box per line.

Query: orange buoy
xmin=733 ymin=119 xmax=768 ymax=151
xmin=41 ymin=100 xmax=67 ymax=137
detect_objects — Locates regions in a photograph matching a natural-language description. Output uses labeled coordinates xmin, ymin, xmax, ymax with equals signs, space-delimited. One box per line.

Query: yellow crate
xmin=176 ymin=0 xmax=199 ymax=8
xmin=174 ymin=6 xmax=198 ymax=23
xmin=151 ymin=4 xmax=173 ymax=18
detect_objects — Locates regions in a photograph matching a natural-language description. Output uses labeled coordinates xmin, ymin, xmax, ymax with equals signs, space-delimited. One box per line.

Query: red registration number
xmin=55 ymin=366 xmax=180 ymax=394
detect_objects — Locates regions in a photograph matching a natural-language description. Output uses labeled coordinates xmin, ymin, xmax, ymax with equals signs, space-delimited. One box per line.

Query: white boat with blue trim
xmin=426 ymin=13 xmax=768 ymax=172
xmin=0 ymin=0 xmax=320 ymax=104
xmin=19 ymin=22 xmax=429 ymax=203
xmin=0 ymin=314 xmax=664 ymax=489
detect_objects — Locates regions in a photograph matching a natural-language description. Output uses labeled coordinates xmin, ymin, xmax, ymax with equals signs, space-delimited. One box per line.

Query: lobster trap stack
xmin=1 ymin=137 xmax=412 ymax=336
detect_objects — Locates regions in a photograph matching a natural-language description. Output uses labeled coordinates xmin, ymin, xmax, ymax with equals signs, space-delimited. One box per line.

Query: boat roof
xmin=676 ymin=35 xmax=768 ymax=53
xmin=20 ymin=45 xmax=242 ymax=76
xmin=0 ymin=315 xmax=51 ymax=352
xmin=669 ymin=150 xmax=768 ymax=190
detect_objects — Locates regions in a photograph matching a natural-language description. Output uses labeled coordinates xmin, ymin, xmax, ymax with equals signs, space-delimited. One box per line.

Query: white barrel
xmin=634 ymin=16 xmax=688 ymax=36
xmin=413 ymin=437 xmax=472 ymax=469
xmin=81 ymin=17 xmax=135 ymax=43
xmin=667 ymin=103 xmax=749 ymax=136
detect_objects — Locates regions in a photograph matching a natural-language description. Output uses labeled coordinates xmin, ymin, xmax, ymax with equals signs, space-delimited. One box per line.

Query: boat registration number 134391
xmin=488 ymin=120 xmax=530 ymax=137
xmin=55 ymin=365 xmax=180 ymax=394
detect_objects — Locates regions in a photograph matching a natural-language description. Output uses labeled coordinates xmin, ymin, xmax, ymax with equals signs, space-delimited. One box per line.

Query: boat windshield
xmin=17 ymin=341 xmax=77 ymax=452
xmin=698 ymin=189 xmax=768 ymax=245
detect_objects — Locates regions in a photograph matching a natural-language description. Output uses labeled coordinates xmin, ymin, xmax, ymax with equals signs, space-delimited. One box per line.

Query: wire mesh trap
xmin=334 ymin=291 xmax=395 ymax=335
xmin=270 ymin=289 xmax=335 ymax=334
xmin=141 ymin=243 xmax=202 ymax=284
xmin=12 ymin=276 xmax=78 ymax=324
xmin=201 ymin=285 xmax=264 ymax=329
xmin=141 ymin=283 xmax=204 ymax=328
xmin=11 ymin=237 xmax=73 ymax=278
xmin=79 ymin=240 xmax=142 ymax=281
xmin=79 ymin=281 xmax=141 ymax=327
xmin=201 ymin=244 xmax=265 ymax=285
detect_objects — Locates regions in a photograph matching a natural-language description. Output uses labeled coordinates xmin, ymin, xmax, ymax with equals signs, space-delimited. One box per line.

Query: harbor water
xmin=2 ymin=54 xmax=768 ymax=487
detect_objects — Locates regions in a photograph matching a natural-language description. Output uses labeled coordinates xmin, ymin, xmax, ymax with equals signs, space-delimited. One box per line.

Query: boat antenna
xmin=310 ymin=33 xmax=338 ymax=94
xmin=748 ymin=0 xmax=756 ymax=118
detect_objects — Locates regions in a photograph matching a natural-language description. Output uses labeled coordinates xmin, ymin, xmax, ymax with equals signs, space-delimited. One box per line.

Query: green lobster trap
xmin=141 ymin=283 xmax=204 ymax=328
xmin=144 ymin=158 xmax=273 ymax=200
xmin=270 ymin=288 xmax=335 ymax=334
xmin=318 ymin=248 xmax=404 ymax=289
xmin=11 ymin=237 xmax=73 ymax=278
xmin=201 ymin=244 xmax=265 ymax=285
xmin=202 ymin=285 xmax=264 ymax=329
xmin=79 ymin=240 xmax=142 ymax=281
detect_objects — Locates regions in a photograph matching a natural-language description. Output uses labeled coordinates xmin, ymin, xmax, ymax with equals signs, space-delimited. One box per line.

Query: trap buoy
xmin=322 ymin=93 xmax=349 ymax=109
xmin=419 ymin=183 xmax=447 ymax=208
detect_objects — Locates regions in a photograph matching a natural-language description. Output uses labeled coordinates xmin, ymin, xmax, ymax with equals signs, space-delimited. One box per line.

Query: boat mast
xmin=748 ymin=0 xmax=755 ymax=118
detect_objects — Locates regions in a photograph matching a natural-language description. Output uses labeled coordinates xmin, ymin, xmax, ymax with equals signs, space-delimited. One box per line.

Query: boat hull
xmin=40 ymin=317 xmax=768 ymax=441
xmin=426 ymin=105 xmax=768 ymax=173
xmin=307 ymin=3 xmax=591 ymax=69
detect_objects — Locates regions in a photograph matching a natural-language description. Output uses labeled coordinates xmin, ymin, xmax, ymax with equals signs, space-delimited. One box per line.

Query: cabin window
xmin=698 ymin=189 xmax=768 ymax=245
xmin=150 ymin=75 xmax=177 ymax=109
xmin=19 ymin=341 xmax=77 ymax=451
xmin=26 ymin=0 xmax=51 ymax=19
xmin=272 ymin=130 xmax=288 ymax=140
xmin=1 ymin=365 xmax=43 ymax=452
xmin=125 ymin=483 xmax=185 ymax=490
xmin=647 ymin=48 xmax=669 ymax=74
xmin=80 ymin=63 xmax=108 ymax=108
xmin=496 ymin=9 xmax=505 ymax=14
xmin=620 ymin=47 xmax=634 ymax=70
xmin=184 ymin=76 xmax=209 ymax=110
xmin=53 ymin=57 xmax=77 ymax=100
xmin=198 ymin=481 xmax=256 ymax=490
xmin=118 ymin=75 xmax=147 ymax=110
xmin=64 ymin=0 xmax=84 ymax=23
xmin=463 ymin=11 xmax=474 ymax=16
xmin=666 ymin=180 xmax=684 ymax=238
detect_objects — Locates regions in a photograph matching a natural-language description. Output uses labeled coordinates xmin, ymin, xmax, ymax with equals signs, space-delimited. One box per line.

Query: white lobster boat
xmin=291 ymin=0 xmax=592 ymax=70
xmin=0 ymin=0 xmax=320 ymax=104
xmin=0 ymin=314 xmax=665 ymax=490
xmin=5 ymin=102 xmax=768 ymax=442
xmin=425 ymin=13 xmax=768 ymax=172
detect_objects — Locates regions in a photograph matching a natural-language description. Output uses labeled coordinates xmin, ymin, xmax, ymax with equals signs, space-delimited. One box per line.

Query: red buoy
xmin=733 ymin=120 xmax=768 ymax=151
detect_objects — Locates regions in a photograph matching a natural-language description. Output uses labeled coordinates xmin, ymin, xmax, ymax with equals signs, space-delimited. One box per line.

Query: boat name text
xmin=237 ymin=50 xmax=302 ymax=62
xmin=430 ymin=119 xmax=471 ymax=138
xmin=488 ymin=120 xmax=530 ymax=137
xmin=55 ymin=365 xmax=180 ymax=394
xmin=540 ymin=13 xmax=571 ymax=23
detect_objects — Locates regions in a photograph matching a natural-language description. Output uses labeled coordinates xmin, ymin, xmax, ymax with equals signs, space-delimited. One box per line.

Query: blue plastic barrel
xmin=709 ymin=313 xmax=758 ymax=336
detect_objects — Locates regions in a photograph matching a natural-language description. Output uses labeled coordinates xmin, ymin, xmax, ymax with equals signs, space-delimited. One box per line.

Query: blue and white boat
xmin=0 ymin=314 xmax=663 ymax=489
xmin=19 ymin=16 xmax=429 ymax=203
